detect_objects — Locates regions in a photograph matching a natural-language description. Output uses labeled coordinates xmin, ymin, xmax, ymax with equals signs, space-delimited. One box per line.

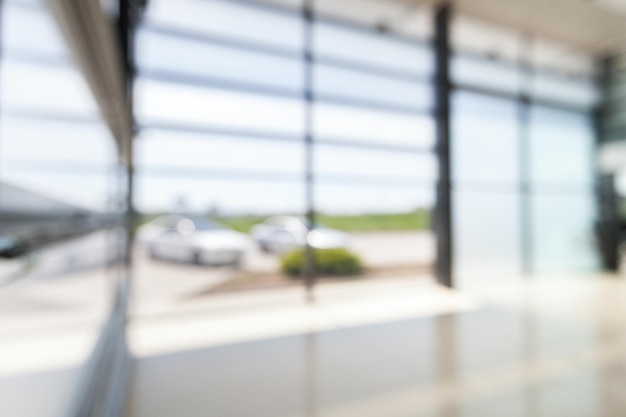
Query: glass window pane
xmin=146 ymin=0 xmax=303 ymax=51
xmin=3 ymin=3 xmax=68 ymax=58
xmin=314 ymin=21 xmax=432 ymax=75
xmin=531 ymin=72 xmax=599 ymax=108
xmin=452 ymin=92 xmax=520 ymax=186
xmin=529 ymin=106 xmax=594 ymax=189
xmin=315 ymin=184 xmax=434 ymax=269
xmin=1 ymin=119 xmax=116 ymax=166
xmin=313 ymin=103 xmax=434 ymax=148
xmin=2 ymin=170 xmax=115 ymax=211
xmin=315 ymin=183 xmax=433 ymax=215
xmin=137 ymin=130 xmax=304 ymax=176
xmin=136 ymin=177 xmax=304 ymax=215
xmin=137 ymin=30 xmax=303 ymax=91
xmin=453 ymin=190 xmax=522 ymax=283
xmin=530 ymin=193 xmax=598 ymax=272
xmin=452 ymin=54 xmax=521 ymax=94
xmin=2 ymin=62 xmax=98 ymax=116
xmin=134 ymin=176 xmax=305 ymax=295
xmin=5 ymin=0 xmax=41 ymax=6
xmin=314 ymin=144 xmax=435 ymax=182
xmin=136 ymin=80 xmax=305 ymax=135
xmin=314 ymin=64 xmax=431 ymax=111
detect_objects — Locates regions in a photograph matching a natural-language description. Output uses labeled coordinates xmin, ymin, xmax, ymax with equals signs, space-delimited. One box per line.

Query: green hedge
xmin=281 ymin=248 xmax=364 ymax=277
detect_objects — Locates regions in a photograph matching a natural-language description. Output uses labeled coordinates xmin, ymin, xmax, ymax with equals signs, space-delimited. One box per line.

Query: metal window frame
xmin=433 ymin=2 xmax=453 ymax=287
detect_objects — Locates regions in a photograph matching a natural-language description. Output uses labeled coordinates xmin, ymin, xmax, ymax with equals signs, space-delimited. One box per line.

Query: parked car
xmin=139 ymin=215 xmax=249 ymax=266
xmin=250 ymin=216 xmax=348 ymax=253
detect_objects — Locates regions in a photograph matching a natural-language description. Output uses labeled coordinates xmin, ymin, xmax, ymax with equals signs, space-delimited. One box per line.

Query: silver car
xmin=250 ymin=216 xmax=348 ymax=253
xmin=140 ymin=215 xmax=249 ymax=266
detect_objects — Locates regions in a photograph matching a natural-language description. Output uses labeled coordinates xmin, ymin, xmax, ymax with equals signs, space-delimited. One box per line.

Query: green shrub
xmin=281 ymin=248 xmax=363 ymax=277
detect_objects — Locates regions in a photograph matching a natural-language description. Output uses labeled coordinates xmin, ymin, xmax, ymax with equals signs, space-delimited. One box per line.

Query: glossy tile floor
xmin=125 ymin=274 xmax=626 ymax=417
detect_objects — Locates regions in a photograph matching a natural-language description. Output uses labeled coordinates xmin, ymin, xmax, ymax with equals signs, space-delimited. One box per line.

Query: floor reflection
xmin=304 ymin=332 xmax=318 ymax=417
xmin=126 ymin=275 xmax=626 ymax=417
xmin=0 ymin=228 xmax=127 ymax=417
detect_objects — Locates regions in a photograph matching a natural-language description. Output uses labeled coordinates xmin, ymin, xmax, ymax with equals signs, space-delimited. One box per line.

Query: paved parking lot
xmin=0 ymin=231 xmax=435 ymax=316
xmin=133 ymin=231 xmax=434 ymax=311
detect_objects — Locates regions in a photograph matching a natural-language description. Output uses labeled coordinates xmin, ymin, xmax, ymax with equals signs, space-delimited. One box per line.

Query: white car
xmin=139 ymin=215 xmax=249 ymax=266
xmin=250 ymin=216 xmax=348 ymax=253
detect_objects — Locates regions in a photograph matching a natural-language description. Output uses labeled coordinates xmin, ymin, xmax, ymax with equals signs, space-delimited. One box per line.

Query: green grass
xmin=138 ymin=209 xmax=431 ymax=233
xmin=318 ymin=209 xmax=430 ymax=232
xmin=218 ymin=209 xmax=430 ymax=233
xmin=219 ymin=216 xmax=267 ymax=233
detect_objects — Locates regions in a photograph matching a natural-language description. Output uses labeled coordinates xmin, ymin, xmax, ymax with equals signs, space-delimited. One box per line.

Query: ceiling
xmin=444 ymin=0 xmax=626 ymax=55
xmin=301 ymin=0 xmax=626 ymax=56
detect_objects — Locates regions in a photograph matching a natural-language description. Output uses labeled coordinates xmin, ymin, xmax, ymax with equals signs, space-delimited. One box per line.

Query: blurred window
xmin=0 ymin=2 xmax=126 ymax=417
